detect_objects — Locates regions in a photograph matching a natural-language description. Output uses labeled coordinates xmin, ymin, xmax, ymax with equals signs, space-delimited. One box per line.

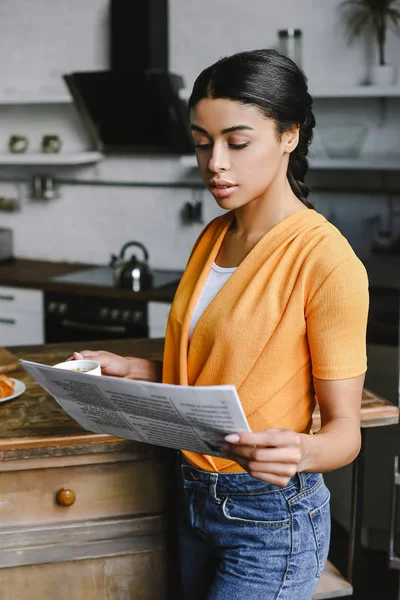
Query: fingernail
xmin=224 ymin=434 xmax=240 ymax=443
xmin=74 ymin=352 xmax=84 ymax=359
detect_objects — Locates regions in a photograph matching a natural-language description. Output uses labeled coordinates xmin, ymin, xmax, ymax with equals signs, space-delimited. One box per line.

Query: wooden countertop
xmin=0 ymin=338 xmax=165 ymax=461
xmin=0 ymin=338 xmax=398 ymax=460
xmin=0 ymin=258 xmax=177 ymax=302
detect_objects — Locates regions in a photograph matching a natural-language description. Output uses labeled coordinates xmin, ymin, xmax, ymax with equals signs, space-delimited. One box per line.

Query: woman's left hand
xmin=221 ymin=428 xmax=307 ymax=486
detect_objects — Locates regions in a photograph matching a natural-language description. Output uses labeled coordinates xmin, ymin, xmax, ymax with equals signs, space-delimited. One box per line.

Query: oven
xmin=44 ymin=291 xmax=148 ymax=343
xmin=45 ymin=265 xmax=182 ymax=344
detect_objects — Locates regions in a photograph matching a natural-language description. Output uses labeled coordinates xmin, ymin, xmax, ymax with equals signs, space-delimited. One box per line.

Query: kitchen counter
xmin=0 ymin=337 xmax=165 ymax=457
xmin=1 ymin=336 xmax=398 ymax=455
xmin=0 ymin=258 xmax=178 ymax=302
xmin=0 ymin=337 xmax=399 ymax=599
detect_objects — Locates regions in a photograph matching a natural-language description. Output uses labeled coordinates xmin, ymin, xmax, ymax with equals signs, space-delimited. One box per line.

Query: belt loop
xmin=209 ymin=473 xmax=221 ymax=504
xmin=298 ymin=472 xmax=307 ymax=491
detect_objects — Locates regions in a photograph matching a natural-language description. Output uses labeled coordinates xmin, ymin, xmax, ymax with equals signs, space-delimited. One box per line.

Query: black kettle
xmin=110 ymin=241 xmax=153 ymax=291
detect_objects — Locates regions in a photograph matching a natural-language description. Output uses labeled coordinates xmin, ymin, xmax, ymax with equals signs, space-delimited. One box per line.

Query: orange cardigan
xmin=162 ymin=209 xmax=369 ymax=472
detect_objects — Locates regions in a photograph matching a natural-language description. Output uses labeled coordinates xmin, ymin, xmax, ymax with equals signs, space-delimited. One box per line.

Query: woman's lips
xmin=209 ymin=183 xmax=239 ymax=199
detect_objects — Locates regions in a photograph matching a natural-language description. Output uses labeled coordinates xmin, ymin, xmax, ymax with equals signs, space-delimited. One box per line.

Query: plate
xmin=0 ymin=378 xmax=26 ymax=403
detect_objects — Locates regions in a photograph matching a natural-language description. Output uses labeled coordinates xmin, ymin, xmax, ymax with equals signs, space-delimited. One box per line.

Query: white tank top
xmin=189 ymin=262 xmax=237 ymax=339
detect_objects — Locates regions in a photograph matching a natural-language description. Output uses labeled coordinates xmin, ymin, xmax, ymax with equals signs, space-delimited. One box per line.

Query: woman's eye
xmin=229 ymin=142 xmax=249 ymax=149
xmin=194 ymin=141 xmax=249 ymax=150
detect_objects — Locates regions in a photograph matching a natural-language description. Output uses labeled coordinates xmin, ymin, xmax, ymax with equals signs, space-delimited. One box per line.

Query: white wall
xmin=0 ymin=0 xmax=109 ymax=97
xmin=0 ymin=0 xmax=398 ymax=268
xmin=3 ymin=0 xmax=400 ymax=94
xmin=0 ymin=0 xmax=399 ymax=267
xmin=170 ymin=0 xmax=400 ymax=90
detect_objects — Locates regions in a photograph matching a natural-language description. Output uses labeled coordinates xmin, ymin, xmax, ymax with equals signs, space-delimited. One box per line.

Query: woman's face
xmin=190 ymin=98 xmax=298 ymax=211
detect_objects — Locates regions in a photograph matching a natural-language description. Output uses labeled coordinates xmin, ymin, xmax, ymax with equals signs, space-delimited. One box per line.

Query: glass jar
xmin=278 ymin=29 xmax=302 ymax=67
xmin=42 ymin=134 xmax=62 ymax=154
xmin=9 ymin=135 xmax=28 ymax=154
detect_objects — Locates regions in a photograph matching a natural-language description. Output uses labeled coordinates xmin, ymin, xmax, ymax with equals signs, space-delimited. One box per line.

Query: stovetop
xmin=51 ymin=266 xmax=183 ymax=289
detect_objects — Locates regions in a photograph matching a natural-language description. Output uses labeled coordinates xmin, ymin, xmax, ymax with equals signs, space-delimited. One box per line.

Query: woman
xmin=69 ymin=49 xmax=369 ymax=599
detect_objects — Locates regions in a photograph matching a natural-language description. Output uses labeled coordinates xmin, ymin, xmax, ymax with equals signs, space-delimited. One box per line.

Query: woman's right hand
xmin=67 ymin=350 xmax=130 ymax=378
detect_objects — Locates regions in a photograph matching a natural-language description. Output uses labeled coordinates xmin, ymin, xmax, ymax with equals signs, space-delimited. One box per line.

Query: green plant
xmin=340 ymin=0 xmax=400 ymax=65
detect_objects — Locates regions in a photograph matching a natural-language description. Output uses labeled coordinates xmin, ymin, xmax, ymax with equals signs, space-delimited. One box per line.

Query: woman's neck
xmin=232 ymin=178 xmax=307 ymax=241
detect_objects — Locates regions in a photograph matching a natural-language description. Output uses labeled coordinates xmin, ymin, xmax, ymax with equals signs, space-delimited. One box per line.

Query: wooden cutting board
xmin=0 ymin=347 xmax=20 ymax=373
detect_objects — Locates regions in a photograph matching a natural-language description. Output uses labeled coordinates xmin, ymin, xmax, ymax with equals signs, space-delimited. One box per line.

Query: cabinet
xmin=0 ymin=152 xmax=103 ymax=166
xmin=148 ymin=302 xmax=172 ymax=339
xmin=0 ymin=286 xmax=44 ymax=346
xmin=0 ymin=448 xmax=172 ymax=600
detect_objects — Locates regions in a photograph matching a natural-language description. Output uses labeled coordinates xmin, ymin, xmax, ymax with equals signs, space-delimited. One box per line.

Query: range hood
xmin=63 ymin=0 xmax=194 ymax=155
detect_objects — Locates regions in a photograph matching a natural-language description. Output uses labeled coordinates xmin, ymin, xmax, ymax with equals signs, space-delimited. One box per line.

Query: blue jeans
xmin=178 ymin=458 xmax=331 ymax=600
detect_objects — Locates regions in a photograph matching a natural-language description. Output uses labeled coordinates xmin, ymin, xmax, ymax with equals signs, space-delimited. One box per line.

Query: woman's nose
xmin=208 ymin=145 xmax=230 ymax=173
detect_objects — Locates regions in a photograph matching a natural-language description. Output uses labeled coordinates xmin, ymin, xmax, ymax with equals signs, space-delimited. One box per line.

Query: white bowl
xmin=52 ymin=359 xmax=101 ymax=376
xmin=319 ymin=124 xmax=368 ymax=158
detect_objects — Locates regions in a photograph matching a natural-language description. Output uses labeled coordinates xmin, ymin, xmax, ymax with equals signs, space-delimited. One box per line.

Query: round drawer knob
xmin=56 ymin=488 xmax=76 ymax=507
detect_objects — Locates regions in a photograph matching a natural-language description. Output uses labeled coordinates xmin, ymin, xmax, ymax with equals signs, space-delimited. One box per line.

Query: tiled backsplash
xmin=0 ymin=179 xmax=224 ymax=269
xmin=1 ymin=175 xmax=398 ymax=269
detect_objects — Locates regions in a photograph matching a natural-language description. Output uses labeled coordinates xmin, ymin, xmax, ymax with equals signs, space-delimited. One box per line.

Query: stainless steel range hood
xmin=63 ymin=0 xmax=194 ymax=155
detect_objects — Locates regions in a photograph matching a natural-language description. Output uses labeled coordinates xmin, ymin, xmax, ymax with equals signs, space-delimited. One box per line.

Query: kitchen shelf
xmin=312 ymin=85 xmax=400 ymax=98
xmin=0 ymin=152 xmax=104 ymax=166
xmin=180 ymin=155 xmax=400 ymax=171
xmin=311 ymin=156 xmax=400 ymax=170
xmin=180 ymin=155 xmax=198 ymax=168
xmin=0 ymin=92 xmax=71 ymax=105
xmin=171 ymin=85 xmax=400 ymax=100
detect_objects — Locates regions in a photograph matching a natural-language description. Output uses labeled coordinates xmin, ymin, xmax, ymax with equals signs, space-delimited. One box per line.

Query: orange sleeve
xmin=305 ymin=255 xmax=369 ymax=380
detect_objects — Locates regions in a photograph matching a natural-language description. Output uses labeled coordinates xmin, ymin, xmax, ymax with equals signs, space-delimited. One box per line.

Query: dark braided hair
xmin=188 ymin=49 xmax=315 ymax=208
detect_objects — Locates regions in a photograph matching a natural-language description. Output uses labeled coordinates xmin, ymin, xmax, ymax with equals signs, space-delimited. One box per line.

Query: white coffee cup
xmin=52 ymin=359 xmax=101 ymax=376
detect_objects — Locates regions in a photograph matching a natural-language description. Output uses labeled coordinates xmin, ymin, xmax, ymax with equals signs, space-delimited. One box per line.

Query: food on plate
xmin=0 ymin=374 xmax=15 ymax=398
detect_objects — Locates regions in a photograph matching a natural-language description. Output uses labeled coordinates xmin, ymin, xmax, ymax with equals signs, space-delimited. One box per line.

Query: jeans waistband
xmin=180 ymin=456 xmax=322 ymax=496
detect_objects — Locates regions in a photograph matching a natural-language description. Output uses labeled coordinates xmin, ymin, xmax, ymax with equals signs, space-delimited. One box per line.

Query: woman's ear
xmin=282 ymin=126 xmax=300 ymax=154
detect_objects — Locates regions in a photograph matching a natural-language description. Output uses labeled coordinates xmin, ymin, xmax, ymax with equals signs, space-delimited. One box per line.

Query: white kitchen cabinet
xmin=147 ymin=301 xmax=171 ymax=339
xmin=0 ymin=286 xmax=44 ymax=346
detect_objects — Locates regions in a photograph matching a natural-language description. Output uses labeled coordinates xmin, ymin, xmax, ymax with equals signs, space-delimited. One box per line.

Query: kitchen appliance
xmin=110 ymin=0 xmax=168 ymax=73
xmin=46 ymin=266 xmax=182 ymax=343
xmin=44 ymin=291 xmax=149 ymax=343
xmin=63 ymin=0 xmax=193 ymax=155
xmin=51 ymin=266 xmax=182 ymax=289
xmin=0 ymin=228 xmax=13 ymax=262
xmin=110 ymin=241 xmax=153 ymax=291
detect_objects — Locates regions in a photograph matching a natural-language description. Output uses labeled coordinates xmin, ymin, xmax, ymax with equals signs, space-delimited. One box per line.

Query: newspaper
xmin=21 ymin=360 xmax=251 ymax=457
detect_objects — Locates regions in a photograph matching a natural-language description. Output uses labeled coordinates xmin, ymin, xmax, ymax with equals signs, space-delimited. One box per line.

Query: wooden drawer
xmin=0 ymin=458 xmax=168 ymax=527
xmin=0 ymin=311 xmax=44 ymax=346
xmin=0 ymin=286 xmax=43 ymax=315
xmin=0 ymin=551 xmax=167 ymax=600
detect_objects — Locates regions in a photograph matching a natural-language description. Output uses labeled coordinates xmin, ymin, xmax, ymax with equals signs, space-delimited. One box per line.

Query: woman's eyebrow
xmin=221 ymin=125 xmax=254 ymax=134
xmin=191 ymin=124 xmax=254 ymax=135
